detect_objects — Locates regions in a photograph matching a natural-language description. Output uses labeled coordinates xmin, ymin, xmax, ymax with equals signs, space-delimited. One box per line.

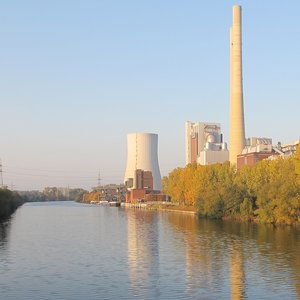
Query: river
xmin=0 ymin=201 xmax=299 ymax=299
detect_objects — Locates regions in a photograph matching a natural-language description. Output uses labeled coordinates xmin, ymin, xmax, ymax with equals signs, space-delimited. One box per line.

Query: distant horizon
xmin=1 ymin=1 xmax=299 ymax=190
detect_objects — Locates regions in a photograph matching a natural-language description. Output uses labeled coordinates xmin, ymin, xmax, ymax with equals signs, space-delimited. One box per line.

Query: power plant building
xmin=124 ymin=133 xmax=161 ymax=191
xmin=185 ymin=121 xmax=229 ymax=165
xmin=229 ymin=5 xmax=246 ymax=165
xmin=237 ymin=137 xmax=275 ymax=169
xmin=237 ymin=138 xmax=300 ymax=169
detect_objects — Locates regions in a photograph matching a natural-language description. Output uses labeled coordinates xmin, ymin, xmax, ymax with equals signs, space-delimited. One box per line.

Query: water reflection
xmin=223 ymin=222 xmax=300 ymax=299
xmin=230 ymin=241 xmax=245 ymax=300
xmin=165 ymin=213 xmax=300 ymax=299
xmin=127 ymin=210 xmax=160 ymax=298
xmin=164 ymin=214 xmax=231 ymax=298
xmin=1 ymin=202 xmax=299 ymax=299
xmin=0 ymin=219 xmax=11 ymax=251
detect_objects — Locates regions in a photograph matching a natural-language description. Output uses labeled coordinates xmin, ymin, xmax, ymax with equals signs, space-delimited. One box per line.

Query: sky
xmin=1 ymin=0 xmax=299 ymax=191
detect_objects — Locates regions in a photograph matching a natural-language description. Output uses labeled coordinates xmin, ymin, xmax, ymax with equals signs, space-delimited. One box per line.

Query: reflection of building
xmin=127 ymin=210 xmax=159 ymax=296
xmin=124 ymin=133 xmax=161 ymax=191
xmin=185 ymin=121 xmax=229 ymax=165
xmin=229 ymin=5 xmax=246 ymax=165
xmin=230 ymin=244 xmax=245 ymax=300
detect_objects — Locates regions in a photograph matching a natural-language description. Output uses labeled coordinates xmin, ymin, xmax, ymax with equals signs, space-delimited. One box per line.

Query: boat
xmin=98 ymin=200 xmax=109 ymax=205
xmin=109 ymin=201 xmax=121 ymax=207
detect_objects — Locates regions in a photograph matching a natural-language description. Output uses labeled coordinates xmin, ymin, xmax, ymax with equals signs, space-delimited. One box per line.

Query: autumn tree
xmin=162 ymin=151 xmax=300 ymax=224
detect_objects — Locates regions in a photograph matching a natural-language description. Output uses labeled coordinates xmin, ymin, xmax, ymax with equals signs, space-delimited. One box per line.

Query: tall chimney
xmin=229 ymin=5 xmax=245 ymax=165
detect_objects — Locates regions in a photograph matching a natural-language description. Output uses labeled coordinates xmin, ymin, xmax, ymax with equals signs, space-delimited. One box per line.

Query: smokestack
xmin=229 ymin=5 xmax=245 ymax=165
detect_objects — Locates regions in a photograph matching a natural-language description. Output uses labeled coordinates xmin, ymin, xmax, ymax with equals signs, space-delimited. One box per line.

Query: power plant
xmin=229 ymin=5 xmax=246 ymax=165
xmin=124 ymin=133 xmax=161 ymax=191
xmin=185 ymin=5 xmax=246 ymax=167
xmin=123 ymin=5 xmax=297 ymax=201
xmin=185 ymin=121 xmax=229 ymax=165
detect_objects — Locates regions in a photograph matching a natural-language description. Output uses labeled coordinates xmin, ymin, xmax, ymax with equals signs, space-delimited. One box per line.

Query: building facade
xmin=237 ymin=137 xmax=276 ymax=169
xmin=237 ymin=138 xmax=300 ymax=169
xmin=185 ymin=121 xmax=229 ymax=165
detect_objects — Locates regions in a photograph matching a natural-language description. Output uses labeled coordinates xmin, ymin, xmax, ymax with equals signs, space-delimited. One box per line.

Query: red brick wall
xmin=134 ymin=169 xmax=153 ymax=190
xmin=237 ymin=152 xmax=277 ymax=170
xmin=143 ymin=171 xmax=153 ymax=190
xmin=126 ymin=189 xmax=146 ymax=202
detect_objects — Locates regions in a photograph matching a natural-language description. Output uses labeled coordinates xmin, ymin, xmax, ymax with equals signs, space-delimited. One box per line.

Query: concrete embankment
xmin=121 ymin=202 xmax=197 ymax=215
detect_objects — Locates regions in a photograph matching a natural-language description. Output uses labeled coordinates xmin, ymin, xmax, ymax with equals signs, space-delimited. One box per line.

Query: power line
xmin=3 ymin=171 xmax=96 ymax=179
xmin=2 ymin=164 xmax=123 ymax=175
xmin=2 ymin=165 xmax=95 ymax=174
xmin=3 ymin=170 xmax=122 ymax=179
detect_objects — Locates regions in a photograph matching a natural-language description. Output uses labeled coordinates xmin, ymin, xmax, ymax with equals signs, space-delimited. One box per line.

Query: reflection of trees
xmin=127 ymin=210 xmax=160 ymax=297
xmin=223 ymin=222 xmax=300 ymax=298
xmin=0 ymin=220 xmax=11 ymax=251
xmin=165 ymin=213 xmax=300 ymax=299
xmin=218 ymin=221 xmax=300 ymax=299
xmin=254 ymin=224 xmax=300 ymax=298
xmin=165 ymin=213 xmax=234 ymax=298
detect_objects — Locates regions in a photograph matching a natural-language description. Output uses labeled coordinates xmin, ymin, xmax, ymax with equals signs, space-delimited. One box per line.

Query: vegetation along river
xmin=0 ymin=201 xmax=299 ymax=299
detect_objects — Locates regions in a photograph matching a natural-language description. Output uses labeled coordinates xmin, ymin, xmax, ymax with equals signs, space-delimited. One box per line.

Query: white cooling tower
xmin=124 ymin=133 xmax=162 ymax=191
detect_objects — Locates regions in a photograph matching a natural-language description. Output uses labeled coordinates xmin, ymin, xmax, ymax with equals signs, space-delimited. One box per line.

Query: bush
xmin=0 ymin=189 xmax=24 ymax=220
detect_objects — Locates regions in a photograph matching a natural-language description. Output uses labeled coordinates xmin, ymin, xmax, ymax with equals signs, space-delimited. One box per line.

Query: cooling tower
xmin=229 ymin=5 xmax=246 ymax=165
xmin=124 ymin=133 xmax=162 ymax=191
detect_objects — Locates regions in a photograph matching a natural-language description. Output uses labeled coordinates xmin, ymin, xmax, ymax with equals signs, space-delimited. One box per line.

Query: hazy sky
xmin=1 ymin=1 xmax=299 ymax=191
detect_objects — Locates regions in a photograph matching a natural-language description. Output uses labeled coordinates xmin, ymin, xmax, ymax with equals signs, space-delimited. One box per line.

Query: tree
xmin=294 ymin=145 xmax=300 ymax=185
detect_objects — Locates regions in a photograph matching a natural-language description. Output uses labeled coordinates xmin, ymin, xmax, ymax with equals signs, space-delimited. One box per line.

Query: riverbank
xmin=121 ymin=202 xmax=300 ymax=226
xmin=0 ymin=189 xmax=24 ymax=220
xmin=121 ymin=202 xmax=197 ymax=215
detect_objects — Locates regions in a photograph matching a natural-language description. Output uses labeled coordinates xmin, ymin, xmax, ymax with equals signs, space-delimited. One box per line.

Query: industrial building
xmin=185 ymin=121 xmax=229 ymax=165
xmin=134 ymin=169 xmax=153 ymax=190
xmin=124 ymin=132 xmax=161 ymax=191
xmin=237 ymin=138 xmax=276 ymax=169
xmin=273 ymin=140 xmax=300 ymax=158
xmin=237 ymin=138 xmax=299 ymax=169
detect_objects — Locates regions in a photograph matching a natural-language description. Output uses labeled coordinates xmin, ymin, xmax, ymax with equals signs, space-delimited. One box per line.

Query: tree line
xmin=18 ymin=187 xmax=87 ymax=202
xmin=0 ymin=187 xmax=87 ymax=220
xmin=0 ymin=188 xmax=24 ymax=220
xmin=162 ymin=147 xmax=300 ymax=225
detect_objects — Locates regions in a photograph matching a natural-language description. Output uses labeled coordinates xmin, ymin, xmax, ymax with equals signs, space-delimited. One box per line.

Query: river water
xmin=0 ymin=201 xmax=299 ymax=300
